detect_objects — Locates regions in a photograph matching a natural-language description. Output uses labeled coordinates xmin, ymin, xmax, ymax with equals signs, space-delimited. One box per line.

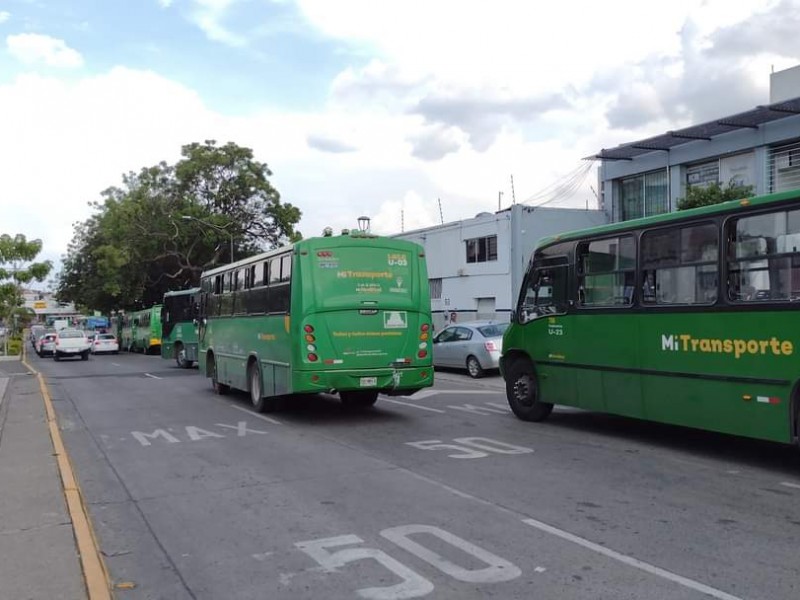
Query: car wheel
xmin=81 ymin=351 xmax=89 ymax=361
xmin=340 ymin=390 xmax=379 ymax=408
xmin=505 ymin=360 xmax=553 ymax=422
xmin=53 ymin=353 xmax=60 ymax=362
xmin=466 ymin=355 xmax=484 ymax=378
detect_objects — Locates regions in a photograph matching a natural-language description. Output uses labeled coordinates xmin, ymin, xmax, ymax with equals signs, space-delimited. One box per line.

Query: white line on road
xmin=111 ymin=363 xmax=121 ymax=367
xmin=400 ymin=389 xmax=499 ymax=401
xmin=522 ymin=518 xmax=743 ymax=600
xmin=381 ymin=398 xmax=446 ymax=413
xmin=230 ymin=404 xmax=282 ymax=425
xmin=144 ymin=373 xmax=162 ymax=380
xmin=780 ymin=481 xmax=800 ymax=490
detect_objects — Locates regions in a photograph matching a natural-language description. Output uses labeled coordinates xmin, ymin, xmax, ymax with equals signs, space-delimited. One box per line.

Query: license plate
xmin=360 ymin=377 xmax=377 ymax=387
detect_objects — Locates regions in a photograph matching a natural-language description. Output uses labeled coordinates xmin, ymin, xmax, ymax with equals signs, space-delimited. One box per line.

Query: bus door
xmin=520 ymin=257 xmax=577 ymax=407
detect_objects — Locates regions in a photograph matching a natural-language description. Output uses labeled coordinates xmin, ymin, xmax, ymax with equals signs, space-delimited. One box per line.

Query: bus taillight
xmin=305 ymin=333 xmax=315 ymax=343
xmin=417 ymin=349 xmax=427 ymax=359
xmin=304 ymin=324 xmax=314 ymax=333
xmin=420 ymin=323 xmax=430 ymax=332
xmin=307 ymin=353 xmax=318 ymax=362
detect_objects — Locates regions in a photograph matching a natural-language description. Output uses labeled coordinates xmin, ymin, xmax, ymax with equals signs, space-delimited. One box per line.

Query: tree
xmin=57 ymin=141 xmax=302 ymax=313
xmin=0 ymin=234 xmax=52 ymax=349
xmin=676 ymin=180 xmax=754 ymax=210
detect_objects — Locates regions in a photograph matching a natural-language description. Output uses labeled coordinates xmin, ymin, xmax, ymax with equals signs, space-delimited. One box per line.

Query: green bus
xmin=161 ymin=288 xmax=200 ymax=368
xmin=119 ymin=305 xmax=163 ymax=354
xmin=501 ymin=189 xmax=800 ymax=446
xmin=198 ymin=229 xmax=433 ymax=412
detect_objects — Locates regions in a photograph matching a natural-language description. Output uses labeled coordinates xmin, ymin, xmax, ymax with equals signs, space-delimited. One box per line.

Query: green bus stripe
xmin=537 ymin=360 xmax=790 ymax=387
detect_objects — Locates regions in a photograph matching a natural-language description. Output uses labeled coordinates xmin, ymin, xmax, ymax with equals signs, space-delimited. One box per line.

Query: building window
xmin=465 ymin=236 xmax=498 ymax=263
xmin=429 ymin=278 xmax=442 ymax=299
xmin=619 ymin=170 xmax=669 ymax=221
xmin=769 ymin=140 xmax=800 ymax=193
xmin=686 ymin=161 xmax=719 ymax=189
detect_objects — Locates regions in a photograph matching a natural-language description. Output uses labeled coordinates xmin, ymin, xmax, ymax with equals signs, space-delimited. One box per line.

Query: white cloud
xmin=0 ymin=11 xmax=11 ymax=24
xmin=6 ymin=33 xmax=84 ymax=68
xmin=158 ymin=0 xmax=174 ymax=8
xmin=189 ymin=0 xmax=247 ymax=46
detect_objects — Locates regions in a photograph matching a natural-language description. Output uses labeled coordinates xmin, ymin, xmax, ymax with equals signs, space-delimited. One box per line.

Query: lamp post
xmin=357 ymin=216 xmax=371 ymax=233
xmin=181 ymin=215 xmax=235 ymax=262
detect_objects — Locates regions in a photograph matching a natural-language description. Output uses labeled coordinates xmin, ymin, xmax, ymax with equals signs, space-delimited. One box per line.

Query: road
xmin=31 ymin=350 xmax=800 ymax=600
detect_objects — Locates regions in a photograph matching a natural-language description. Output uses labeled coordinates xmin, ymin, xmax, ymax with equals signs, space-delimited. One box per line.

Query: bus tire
xmin=248 ymin=362 xmax=271 ymax=412
xmin=175 ymin=343 xmax=190 ymax=369
xmin=466 ymin=355 xmax=484 ymax=378
xmin=505 ymin=361 xmax=553 ymax=422
xmin=340 ymin=390 xmax=379 ymax=408
xmin=209 ymin=355 xmax=229 ymax=395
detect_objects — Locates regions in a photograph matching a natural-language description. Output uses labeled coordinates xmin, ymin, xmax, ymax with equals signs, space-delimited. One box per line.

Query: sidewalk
xmin=0 ymin=357 xmax=87 ymax=600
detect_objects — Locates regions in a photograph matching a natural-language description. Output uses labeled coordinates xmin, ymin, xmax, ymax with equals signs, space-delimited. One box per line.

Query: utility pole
xmin=438 ymin=198 xmax=444 ymax=224
xmin=510 ymin=174 xmax=516 ymax=204
xmin=498 ymin=191 xmax=503 ymax=210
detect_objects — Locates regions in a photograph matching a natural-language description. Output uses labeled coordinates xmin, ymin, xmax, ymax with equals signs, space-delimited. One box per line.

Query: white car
xmin=53 ymin=329 xmax=91 ymax=361
xmin=90 ymin=333 xmax=119 ymax=354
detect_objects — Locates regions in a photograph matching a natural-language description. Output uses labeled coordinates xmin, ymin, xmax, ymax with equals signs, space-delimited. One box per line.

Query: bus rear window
xmin=311 ymin=246 xmax=415 ymax=306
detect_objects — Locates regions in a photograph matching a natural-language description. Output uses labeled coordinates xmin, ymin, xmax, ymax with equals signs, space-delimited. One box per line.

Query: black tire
xmin=466 ymin=355 xmax=484 ymax=379
xmin=248 ymin=362 xmax=278 ymax=413
xmin=53 ymin=353 xmax=60 ymax=362
xmin=210 ymin=355 xmax=229 ymax=395
xmin=81 ymin=351 xmax=89 ymax=361
xmin=340 ymin=390 xmax=379 ymax=408
xmin=175 ymin=344 xmax=190 ymax=369
xmin=505 ymin=360 xmax=553 ymax=422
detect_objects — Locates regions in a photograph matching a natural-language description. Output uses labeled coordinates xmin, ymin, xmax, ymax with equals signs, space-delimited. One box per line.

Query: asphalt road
xmin=31 ymin=349 xmax=800 ymax=600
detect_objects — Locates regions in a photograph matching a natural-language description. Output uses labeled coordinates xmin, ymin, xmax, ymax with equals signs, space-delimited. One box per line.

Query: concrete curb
xmin=22 ymin=347 xmax=112 ymax=600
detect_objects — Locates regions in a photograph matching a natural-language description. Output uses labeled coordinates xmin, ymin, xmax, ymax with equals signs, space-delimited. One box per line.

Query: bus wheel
xmin=341 ymin=390 xmax=379 ymax=408
xmin=175 ymin=344 xmax=190 ymax=369
xmin=248 ymin=362 xmax=278 ymax=412
xmin=210 ymin=356 xmax=229 ymax=395
xmin=466 ymin=355 xmax=484 ymax=378
xmin=505 ymin=361 xmax=552 ymax=422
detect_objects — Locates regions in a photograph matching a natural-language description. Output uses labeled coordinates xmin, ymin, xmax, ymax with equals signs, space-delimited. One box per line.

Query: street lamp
xmin=357 ymin=216 xmax=371 ymax=233
xmin=181 ymin=215 xmax=235 ymax=262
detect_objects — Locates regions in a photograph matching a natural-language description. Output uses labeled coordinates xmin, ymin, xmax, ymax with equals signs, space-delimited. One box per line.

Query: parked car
xmin=30 ymin=325 xmax=46 ymax=347
xmin=53 ymin=329 xmax=91 ymax=361
xmin=36 ymin=333 xmax=57 ymax=357
xmin=432 ymin=321 xmax=509 ymax=378
xmin=90 ymin=333 xmax=119 ymax=354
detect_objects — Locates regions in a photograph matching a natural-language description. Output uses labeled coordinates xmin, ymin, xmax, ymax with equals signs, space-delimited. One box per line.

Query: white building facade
xmin=395 ymin=204 xmax=607 ymax=329
xmin=595 ymin=66 xmax=800 ymax=222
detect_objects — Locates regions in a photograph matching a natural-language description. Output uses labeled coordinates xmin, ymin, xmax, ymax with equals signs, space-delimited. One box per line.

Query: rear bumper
xmin=295 ymin=366 xmax=433 ymax=394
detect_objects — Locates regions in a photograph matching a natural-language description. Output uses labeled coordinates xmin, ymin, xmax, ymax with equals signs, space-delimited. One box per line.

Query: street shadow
xmin=542 ymin=408 xmax=800 ymax=477
xmin=225 ymin=389 xmax=416 ymax=427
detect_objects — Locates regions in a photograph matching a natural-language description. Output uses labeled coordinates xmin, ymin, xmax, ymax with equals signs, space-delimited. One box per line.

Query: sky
xmin=2 ymin=0 xmax=800 ymax=280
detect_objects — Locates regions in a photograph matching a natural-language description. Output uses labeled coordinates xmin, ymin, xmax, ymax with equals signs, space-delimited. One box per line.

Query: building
xmin=395 ymin=204 xmax=607 ymax=328
xmin=594 ymin=65 xmax=800 ymax=222
xmin=22 ymin=289 xmax=78 ymax=323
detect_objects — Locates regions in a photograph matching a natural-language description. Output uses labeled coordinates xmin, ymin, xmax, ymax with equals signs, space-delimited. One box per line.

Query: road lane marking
xmin=522 ymin=518 xmax=743 ymax=600
xmin=144 ymin=373 xmax=162 ymax=379
xmin=780 ymin=481 xmax=800 ymax=490
xmin=230 ymin=404 xmax=282 ymax=425
xmin=110 ymin=363 xmax=120 ymax=367
xmin=400 ymin=390 xmax=499 ymax=401
xmin=381 ymin=398 xmax=446 ymax=413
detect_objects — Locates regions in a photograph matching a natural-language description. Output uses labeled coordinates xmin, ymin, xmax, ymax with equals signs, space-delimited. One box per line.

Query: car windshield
xmin=98 ymin=334 xmax=116 ymax=340
xmin=477 ymin=323 xmax=509 ymax=337
xmin=58 ymin=330 xmax=84 ymax=338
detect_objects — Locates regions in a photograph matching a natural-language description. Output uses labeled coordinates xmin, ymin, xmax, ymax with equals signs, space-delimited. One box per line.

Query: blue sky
xmin=2 ymin=0 xmax=800 ymax=275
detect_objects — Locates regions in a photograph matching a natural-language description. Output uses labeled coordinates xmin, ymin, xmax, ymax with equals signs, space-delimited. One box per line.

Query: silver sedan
xmin=432 ymin=320 xmax=509 ymax=378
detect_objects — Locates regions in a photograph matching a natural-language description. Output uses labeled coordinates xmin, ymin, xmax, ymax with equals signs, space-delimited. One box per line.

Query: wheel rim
xmin=250 ymin=368 xmax=261 ymax=406
xmin=513 ymin=375 xmax=534 ymax=407
xmin=468 ymin=358 xmax=480 ymax=376
xmin=176 ymin=348 xmax=186 ymax=367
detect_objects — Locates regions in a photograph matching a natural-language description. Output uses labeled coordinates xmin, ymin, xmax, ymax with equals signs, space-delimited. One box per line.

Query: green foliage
xmin=57 ymin=140 xmax=302 ymax=313
xmin=0 ymin=234 xmax=52 ymax=325
xmin=6 ymin=337 xmax=22 ymax=356
xmin=676 ymin=181 xmax=754 ymax=210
